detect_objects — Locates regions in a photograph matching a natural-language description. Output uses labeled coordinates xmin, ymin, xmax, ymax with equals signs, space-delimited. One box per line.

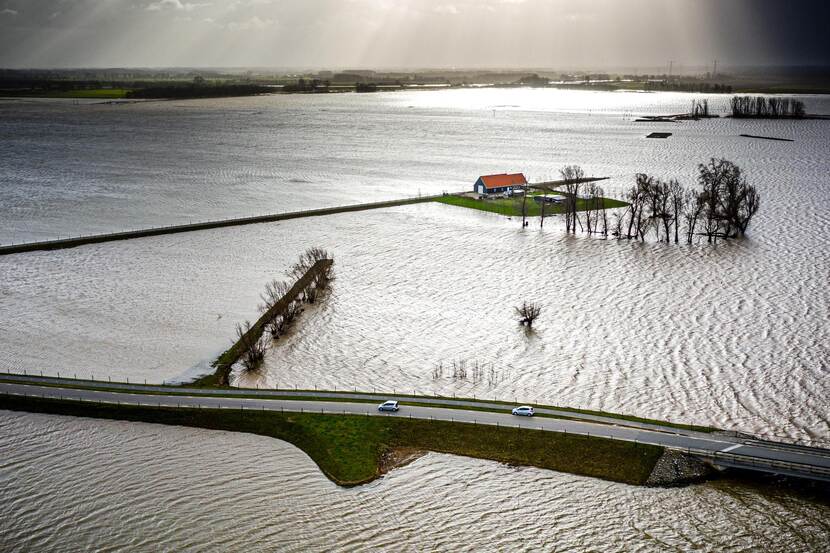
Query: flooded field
xmin=1 ymin=89 xmax=829 ymax=550
xmin=1 ymin=90 xmax=828 ymax=243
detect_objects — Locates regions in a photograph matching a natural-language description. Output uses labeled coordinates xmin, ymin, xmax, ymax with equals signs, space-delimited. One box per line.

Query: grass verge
xmin=1 ymin=395 xmax=663 ymax=487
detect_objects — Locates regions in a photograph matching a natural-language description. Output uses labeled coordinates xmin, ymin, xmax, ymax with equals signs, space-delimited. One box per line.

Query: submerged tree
xmin=730 ymin=96 xmax=805 ymax=119
xmin=515 ymin=301 xmax=542 ymax=327
xmin=288 ymin=246 xmax=334 ymax=303
xmin=613 ymin=159 xmax=759 ymax=245
xmin=560 ymin=165 xmax=585 ymax=234
xmin=697 ymin=158 xmax=760 ymax=241
xmin=236 ymin=320 xmax=266 ymax=372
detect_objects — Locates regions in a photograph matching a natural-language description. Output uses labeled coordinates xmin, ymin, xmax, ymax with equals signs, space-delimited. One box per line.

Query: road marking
xmin=720 ymin=444 xmax=743 ymax=453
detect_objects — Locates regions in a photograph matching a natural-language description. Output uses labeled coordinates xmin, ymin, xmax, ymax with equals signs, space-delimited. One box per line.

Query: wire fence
xmin=0 ymin=192 xmax=452 ymax=251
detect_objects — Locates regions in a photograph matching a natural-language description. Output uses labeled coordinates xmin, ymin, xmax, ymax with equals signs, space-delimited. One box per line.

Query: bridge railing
xmin=673 ymin=446 xmax=830 ymax=479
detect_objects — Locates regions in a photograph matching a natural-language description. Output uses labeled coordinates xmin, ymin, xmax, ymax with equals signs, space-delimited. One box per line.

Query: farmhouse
xmin=473 ymin=173 xmax=528 ymax=195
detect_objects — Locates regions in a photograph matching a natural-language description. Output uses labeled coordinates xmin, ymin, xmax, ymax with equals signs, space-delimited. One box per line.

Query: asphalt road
xmin=0 ymin=373 xmax=723 ymax=435
xmin=2 ymin=379 xmax=829 ymax=483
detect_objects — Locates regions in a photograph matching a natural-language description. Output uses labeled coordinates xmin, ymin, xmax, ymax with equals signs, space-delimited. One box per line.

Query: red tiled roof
xmin=479 ymin=173 xmax=527 ymax=189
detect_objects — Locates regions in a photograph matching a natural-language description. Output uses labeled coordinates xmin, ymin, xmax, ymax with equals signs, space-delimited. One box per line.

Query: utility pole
xmin=712 ymin=59 xmax=718 ymax=78
xmin=668 ymin=60 xmax=673 ymax=79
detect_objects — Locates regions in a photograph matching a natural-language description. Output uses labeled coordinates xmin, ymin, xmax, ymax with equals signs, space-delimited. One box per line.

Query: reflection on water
xmin=2 ymin=411 xmax=828 ymax=553
xmin=1 ymin=90 xmax=828 ymax=243
xmin=1 ymin=90 xmax=829 ymax=550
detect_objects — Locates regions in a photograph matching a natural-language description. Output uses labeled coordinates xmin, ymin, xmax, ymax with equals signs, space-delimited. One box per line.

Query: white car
xmin=378 ymin=400 xmax=400 ymax=412
xmin=511 ymin=405 xmax=535 ymax=417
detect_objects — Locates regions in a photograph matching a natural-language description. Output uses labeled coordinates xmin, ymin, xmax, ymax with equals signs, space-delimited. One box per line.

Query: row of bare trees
xmin=548 ymin=165 xmax=610 ymax=236
xmin=614 ymin=159 xmax=760 ymax=243
xmin=431 ymin=359 xmax=504 ymax=387
xmin=236 ymin=247 xmax=334 ymax=373
xmin=691 ymin=99 xmax=709 ymax=118
xmin=261 ymin=247 xmax=334 ymax=340
xmin=730 ymin=96 xmax=805 ymax=119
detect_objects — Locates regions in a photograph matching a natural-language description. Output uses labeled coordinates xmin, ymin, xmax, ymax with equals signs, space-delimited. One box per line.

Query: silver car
xmin=378 ymin=400 xmax=400 ymax=412
xmin=511 ymin=405 xmax=534 ymax=416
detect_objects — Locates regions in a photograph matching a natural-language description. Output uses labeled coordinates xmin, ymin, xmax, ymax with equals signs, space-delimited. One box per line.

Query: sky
xmin=0 ymin=0 xmax=828 ymax=69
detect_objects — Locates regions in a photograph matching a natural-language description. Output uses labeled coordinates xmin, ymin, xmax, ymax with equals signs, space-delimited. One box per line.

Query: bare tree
xmin=683 ymin=189 xmax=705 ymax=244
xmin=625 ymin=174 xmax=653 ymax=241
xmin=668 ymin=179 xmax=684 ymax=244
xmin=735 ymin=185 xmax=760 ymax=236
xmin=286 ymin=247 xmax=334 ymax=304
xmin=260 ymin=279 xmax=290 ymax=312
xmin=697 ymin=158 xmax=760 ymax=240
xmin=595 ymin=185 xmax=609 ymax=238
xmin=584 ymin=183 xmax=600 ymax=235
xmin=611 ymin=205 xmax=626 ymax=239
xmin=520 ymin=183 xmax=529 ymax=227
xmin=515 ymin=301 xmax=542 ymax=327
xmin=560 ymin=165 xmax=584 ymax=233
xmin=236 ymin=320 xmax=266 ymax=372
xmin=282 ymin=299 xmax=301 ymax=325
xmin=288 ymin=246 xmax=332 ymax=281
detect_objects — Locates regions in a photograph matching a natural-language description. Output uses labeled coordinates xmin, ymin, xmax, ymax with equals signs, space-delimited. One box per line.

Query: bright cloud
xmin=147 ymin=0 xmax=211 ymax=12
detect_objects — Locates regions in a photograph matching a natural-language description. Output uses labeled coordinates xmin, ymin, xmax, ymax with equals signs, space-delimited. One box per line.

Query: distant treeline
xmin=730 ymin=96 xmax=805 ymax=118
xmin=283 ymin=78 xmax=330 ymax=92
xmin=355 ymin=83 xmax=379 ymax=92
xmin=644 ymin=81 xmax=733 ymax=93
xmin=126 ymin=83 xmax=272 ymax=99
xmin=282 ymin=79 xmax=380 ymax=93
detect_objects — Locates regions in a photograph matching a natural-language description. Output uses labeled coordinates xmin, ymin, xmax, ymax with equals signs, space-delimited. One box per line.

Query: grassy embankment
xmin=436 ymin=194 xmax=628 ymax=218
xmin=0 ymin=395 xmax=663 ymax=486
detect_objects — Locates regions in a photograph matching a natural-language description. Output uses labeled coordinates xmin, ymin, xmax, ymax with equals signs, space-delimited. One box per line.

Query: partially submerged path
xmin=0 ymin=195 xmax=444 ymax=256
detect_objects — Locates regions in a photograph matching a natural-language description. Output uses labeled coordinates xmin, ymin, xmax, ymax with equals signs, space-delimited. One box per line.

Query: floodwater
xmin=1 ymin=90 xmax=828 ymax=243
xmin=2 ymin=411 xmax=828 ymax=553
xmin=1 ymin=89 xmax=829 ymax=550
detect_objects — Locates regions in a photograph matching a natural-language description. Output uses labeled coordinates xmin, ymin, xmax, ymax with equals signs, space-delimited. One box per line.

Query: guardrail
xmin=0 ymin=371 xmax=719 ymax=433
xmin=685 ymin=447 xmax=830 ymax=480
